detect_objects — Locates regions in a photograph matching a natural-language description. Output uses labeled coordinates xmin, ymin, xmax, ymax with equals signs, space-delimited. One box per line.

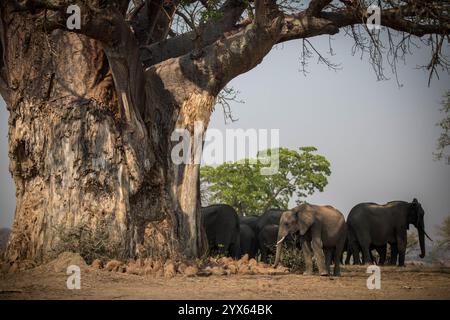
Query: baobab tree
xmin=0 ymin=0 xmax=448 ymax=264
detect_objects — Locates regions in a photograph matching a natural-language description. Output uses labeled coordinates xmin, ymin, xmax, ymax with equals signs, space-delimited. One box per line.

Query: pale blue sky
xmin=1 ymin=32 xmax=449 ymax=237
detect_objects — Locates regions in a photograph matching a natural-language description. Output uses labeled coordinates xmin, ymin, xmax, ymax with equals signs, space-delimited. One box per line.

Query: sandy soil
xmin=1 ymin=264 xmax=449 ymax=300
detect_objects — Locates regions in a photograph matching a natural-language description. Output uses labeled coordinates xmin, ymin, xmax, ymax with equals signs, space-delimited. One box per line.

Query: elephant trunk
xmin=418 ymin=226 xmax=426 ymax=259
xmin=274 ymin=230 xmax=287 ymax=267
xmin=274 ymin=242 xmax=282 ymax=267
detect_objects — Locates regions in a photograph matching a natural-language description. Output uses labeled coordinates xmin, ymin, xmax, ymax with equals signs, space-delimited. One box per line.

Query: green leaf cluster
xmin=201 ymin=147 xmax=331 ymax=216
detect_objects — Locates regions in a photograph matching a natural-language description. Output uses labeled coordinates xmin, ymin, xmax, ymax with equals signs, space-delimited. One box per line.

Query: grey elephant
xmin=347 ymin=198 xmax=431 ymax=266
xmin=257 ymin=224 xmax=279 ymax=262
xmin=274 ymin=203 xmax=347 ymax=276
xmin=239 ymin=223 xmax=257 ymax=258
xmin=201 ymin=204 xmax=240 ymax=259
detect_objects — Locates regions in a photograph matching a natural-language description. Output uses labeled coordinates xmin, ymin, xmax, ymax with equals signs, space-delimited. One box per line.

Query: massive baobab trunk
xmin=0 ymin=0 xmax=448 ymax=264
xmin=1 ymin=4 xmax=216 ymax=262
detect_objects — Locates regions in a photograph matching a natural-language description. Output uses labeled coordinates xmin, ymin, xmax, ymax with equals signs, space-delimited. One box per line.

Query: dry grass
xmin=1 ymin=258 xmax=449 ymax=300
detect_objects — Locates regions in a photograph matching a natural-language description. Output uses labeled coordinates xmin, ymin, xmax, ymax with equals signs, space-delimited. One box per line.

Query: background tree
xmin=435 ymin=92 xmax=450 ymax=164
xmin=201 ymin=147 xmax=331 ymax=215
xmin=406 ymin=230 xmax=419 ymax=255
xmin=0 ymin=0 xmax=449 ymax=264
xmin=436 ymin=216 xmax=450 ymax=250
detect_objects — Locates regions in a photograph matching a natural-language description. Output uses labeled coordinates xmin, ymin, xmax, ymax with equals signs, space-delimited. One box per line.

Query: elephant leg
xmin=360 ymin=240 xmax=372 ymax=265
xmin=324 ymin=248 xmax=333 ymax=275
xmin=378 ymin=245 xmax=387 ymax=265
xmin=333 ymin=255 xmax=342 ymax=276
xmin=353 ymin=227 xmax=373 ymax=265
xmin=389 ymin=243 xmax=398 ymax=265
xmin=349 ymin=242 xmax=361 ymax=265
xmin=362 ymin=247 xmax=372 ymax=265
xmin=302 ymin=241 xmax=314 ymax=275
xmin=396 ymin=233 xmax=407 ymax=267
xmin=250 ymin=240 xmax=257 ymax=259
xmin=311 ymin=238 xmax=328 ymax=276
xmin=230 ymin=242 xmax=240 ymax=260
xmin=333 ymin=251 xmax=342 ymax=276
xmin=398 ymin=250 xmax=406 ymax=266
xmin=232 ymin=233 xmax=241 ymax=259
xmin=333 ymin=236 xmax=346 ymax=276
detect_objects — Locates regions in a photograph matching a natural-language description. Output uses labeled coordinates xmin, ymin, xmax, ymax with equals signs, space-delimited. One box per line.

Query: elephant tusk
xmin=424 ymin=230 xmax=433 ymax=241
xmin=276 ymin=236 xmax=286 ymax=245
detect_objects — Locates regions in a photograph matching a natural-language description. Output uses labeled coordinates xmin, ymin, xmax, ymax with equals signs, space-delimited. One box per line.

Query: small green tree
xmin=435 ymin=91 xmax=450 ymax=164
xmin=201 ymin=147 xmax=331 ymax=215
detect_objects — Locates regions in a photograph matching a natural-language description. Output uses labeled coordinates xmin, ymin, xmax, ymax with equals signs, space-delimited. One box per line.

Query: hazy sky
xmin=1 ymin=33 xmax=449 ymax=238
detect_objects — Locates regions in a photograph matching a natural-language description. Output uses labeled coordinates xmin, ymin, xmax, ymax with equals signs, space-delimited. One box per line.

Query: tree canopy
xmin=201 ymin=147 xmax=331 ymax=215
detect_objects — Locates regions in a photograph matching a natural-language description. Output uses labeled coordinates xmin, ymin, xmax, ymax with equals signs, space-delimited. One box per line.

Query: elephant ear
xmin=297 ymin=205 xmax=315 ymax=231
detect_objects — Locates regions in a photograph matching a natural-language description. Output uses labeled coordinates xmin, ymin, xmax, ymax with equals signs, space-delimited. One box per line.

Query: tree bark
xmin=1 ymin=6 xmax=212 ymax=263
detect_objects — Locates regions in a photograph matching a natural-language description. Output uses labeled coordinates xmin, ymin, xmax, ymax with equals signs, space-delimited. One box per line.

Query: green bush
xmin=263 ymin=243 xmax=306 ymax=272
xmin=279 ymin=245 xmax=305 ymax=272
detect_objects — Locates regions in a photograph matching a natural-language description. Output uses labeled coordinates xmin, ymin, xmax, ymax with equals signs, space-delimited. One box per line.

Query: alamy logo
xmin=171 ymin=121 xmax=280 ymax=175
xmin=66 ymin=265 xmax=81 ymax=290
xmin=66 ymin=5 xmax=81 ymax=30
xmin=366 ymin=265 xmax=381 ymax=290
xmin=366 ymin=5 xmax=381 ymax=31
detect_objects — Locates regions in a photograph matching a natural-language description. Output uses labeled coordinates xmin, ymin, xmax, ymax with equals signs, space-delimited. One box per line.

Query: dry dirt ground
xmin=1 ymin=264 xmax=450 ymax=300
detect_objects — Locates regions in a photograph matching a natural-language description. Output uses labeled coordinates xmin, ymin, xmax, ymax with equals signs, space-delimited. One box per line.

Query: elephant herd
xmin=201 ymin=198 xmax=431 ymax=276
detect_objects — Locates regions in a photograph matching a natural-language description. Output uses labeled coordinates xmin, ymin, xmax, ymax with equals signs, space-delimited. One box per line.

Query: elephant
xmin=274 ymin=203 xmax=347 ymax=276
xmin=239 ymin=223 xmax=257 ymax=258
xmin=347 ymin=198 xmax=431 ymax=267
xmin=257 ymin=224 xmax=279 ymax=263
xmin=239 ymin=215 xmax=259 ymax=234
xmin=255 ymin=209 xmax=284 ymax=234
xmin=201 ymin=204 xmax=240 ymax=259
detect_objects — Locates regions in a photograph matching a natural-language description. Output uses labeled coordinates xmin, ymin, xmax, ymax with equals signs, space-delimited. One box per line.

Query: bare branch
xmin=300 ymin=38 xmax=341 ymax=75
xmin=216 ymin=86 xmax=242 ymax=123
xmin=175 ymin=8 xmax=196 ymax=31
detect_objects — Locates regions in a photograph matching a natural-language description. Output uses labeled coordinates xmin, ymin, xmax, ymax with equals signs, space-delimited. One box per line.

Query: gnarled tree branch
xmin=141 ymin=0 xmax=246 ymax=67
